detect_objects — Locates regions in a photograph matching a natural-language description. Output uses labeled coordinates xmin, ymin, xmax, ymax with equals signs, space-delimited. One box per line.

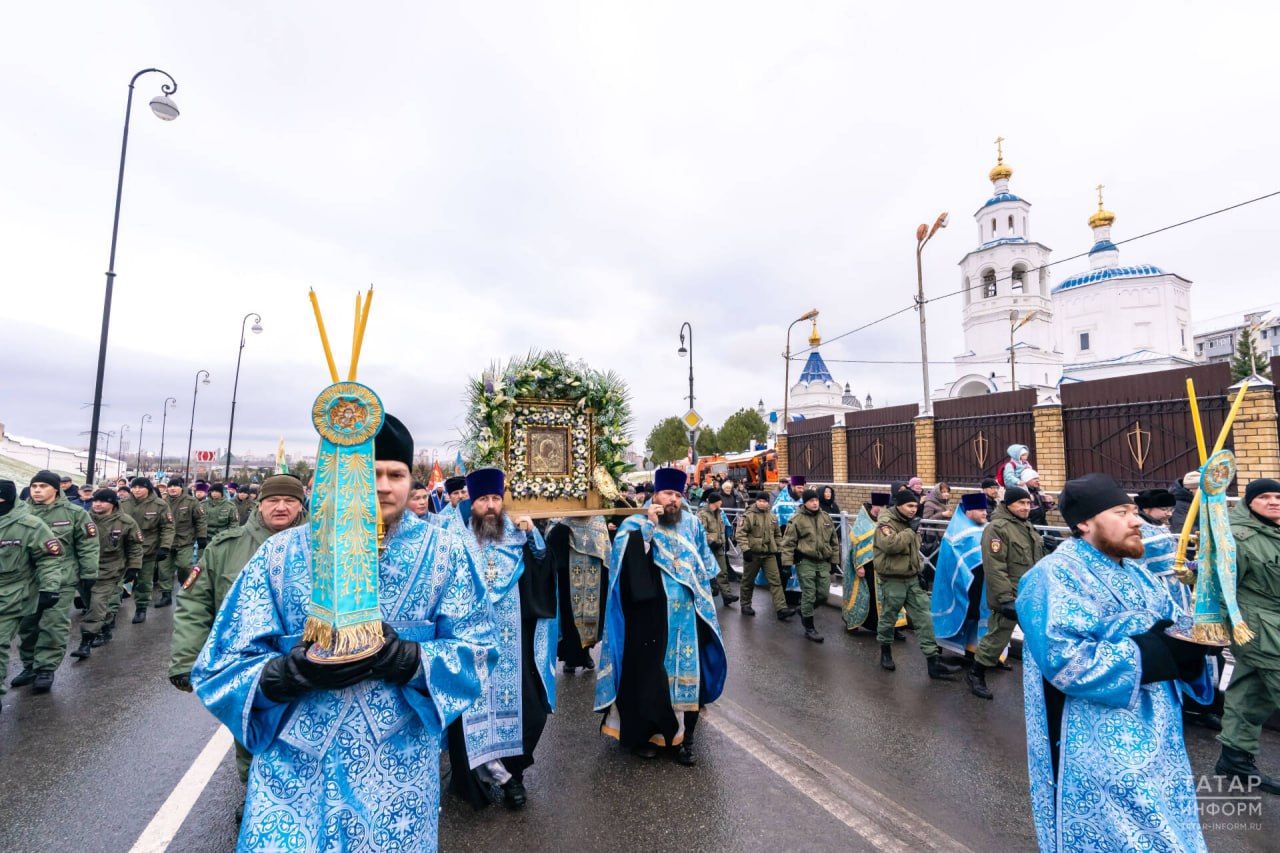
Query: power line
xmin=791 ymin=188 xmax=1280 ymax=358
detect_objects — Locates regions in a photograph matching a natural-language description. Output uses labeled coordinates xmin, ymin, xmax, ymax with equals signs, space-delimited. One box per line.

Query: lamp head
xmin=936 ymin=212 xmax=950 ymax=229
xmin=149 ymin=95 xmax=180 ymax=121
xmin=251 ymin=321 xmax=264 ymax=334
xmin=1010 ymin=309 xmax=1020 ymax=323
xmin=916 ymin=223 xmax=929 ymax=241
xmin=677 ymin=345 xmax=688 ymax=356
xmin=201 ymin=374 xmax=211 ymax=386
xmin=799 ymin=309 xmax=819 ymax=321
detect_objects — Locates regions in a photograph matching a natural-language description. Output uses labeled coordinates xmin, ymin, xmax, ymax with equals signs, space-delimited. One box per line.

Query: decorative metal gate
xmin=933 ymin=391 xmax=1036 ymax=485
xmin=1061 ymin=363 xmax=1234 ymax=491
xmin=844 ymin=403 xmax=918 ymax=483
xmin=786 ymin=415 xmax=834 ymax=482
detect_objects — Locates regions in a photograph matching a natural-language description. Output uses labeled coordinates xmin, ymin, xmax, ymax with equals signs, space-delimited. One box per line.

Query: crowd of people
xmin=2 ymin=430 xmax=1279 ymax=852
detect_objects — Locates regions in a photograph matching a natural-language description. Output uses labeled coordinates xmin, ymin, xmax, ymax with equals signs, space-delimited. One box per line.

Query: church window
xmin=982 ymin=269 xmax=997 ymax=298
xmin=1181 ymin=327 xmax=1186 ymax=347
xmin=1008 ymin=215 xmax=1014 ymax=233
xmin=991 ymin=218 xmax=997 ymax=237
xmin=1011 ymin=264 xmax=1027 ymax=293
xmin=1079 ymin=332 xmax=1091 ymax=352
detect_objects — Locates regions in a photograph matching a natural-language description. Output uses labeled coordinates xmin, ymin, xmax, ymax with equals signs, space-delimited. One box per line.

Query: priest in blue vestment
xmin=931 ymin=493 xmax=992 ymax=657
xmin=444 ymin=468 xmax=558 ymax=811
xmin=192 ymin=414 xmax=498 ymax=852
xmin=1017 ymin=474 xmax=1214 ymax=853
xmin=596 ymin=467 xmax=727 ymax=766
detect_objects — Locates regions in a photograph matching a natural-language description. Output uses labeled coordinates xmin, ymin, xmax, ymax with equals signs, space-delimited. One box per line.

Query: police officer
xmin=204 ymin=483 xmax=240 ymax=537
xmin=170 ymin=474 xmax=307 ymax=785
xmin=80 ymin=488 xmax=144 ymax=652
xmin=697 ymin=491 xmax=737 ymax=605
xmin=0 ymin=480 xmax=65 ymax=712
xmin=967 ymin=484 xmax=1044 ymax=700
xmin=1216 ymin=478 xmax=1280 ymax=794
xmin=874 ymin=488 xmax=961 ymax=679
xmin=735 ymin=492 xmax=794 ymax=619
xmin=12 ymin=471 xmax=100 ymax=690
xmin=159 ymin=476 xmax=207 ymax=608
xmin=782 ymin=487 xmax=838 ymax=643
xmin=122 ymin=477 xmax=174 ymax=624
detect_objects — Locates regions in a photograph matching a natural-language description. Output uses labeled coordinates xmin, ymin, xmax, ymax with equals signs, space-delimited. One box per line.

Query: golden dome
xmin=989 ymin=161 xmax=1013 ymax=182
xmin=1089 ymin=183 xmax=1115 ymax=228
xmin=807 ymin=318 xmax=821 ymax=348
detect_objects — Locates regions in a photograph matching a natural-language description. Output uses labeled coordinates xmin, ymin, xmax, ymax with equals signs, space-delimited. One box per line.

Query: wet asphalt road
xmin=2 ymin=581 xmax=1277 ymax=852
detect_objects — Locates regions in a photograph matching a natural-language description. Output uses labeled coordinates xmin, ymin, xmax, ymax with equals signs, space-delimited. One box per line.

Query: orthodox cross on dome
xmin=989 ymin=135 xmax=1012 ymax=183
xmin=995 ymin=135 xmax=1005 ymax=162
xmin=1088 ymin=182 xmax=1116 ymax=228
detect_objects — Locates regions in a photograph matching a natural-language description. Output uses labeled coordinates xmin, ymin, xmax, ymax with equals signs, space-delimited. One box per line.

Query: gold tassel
xmin=1233 ymin=621 xmax=1256 ymax=645
xmin=333 ymin=621 xmax=384 ymax=656
xmin=1191 ymin=622 xmax=1228 ymax=644
xmin=303 ymin=616 xmax=334 ymax=649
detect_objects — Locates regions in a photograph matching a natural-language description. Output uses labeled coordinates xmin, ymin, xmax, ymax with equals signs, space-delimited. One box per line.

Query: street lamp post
xmin=678 ymin=322 xmax=696 ymax=463
xmin=85 ymin=68 xmax=180 ymax=486
xmin=914 ymin=212 xmax=949 ymax=415
xmin=117 ymin=424 xmax=130 ymax=479
xmin=185 ymin=370 xmax=211 ymax=483
xmin=158 ymin=396 xmax=177 ymax=473
xmin=782 ymin=309 xmax=820 ymax=427
xmin=1009 ymin=310 xmax=1038 ymax=390
xmin=136 ymin=413 xmax=152 ymax=473
xmin=225 ymin=312 xmax=263 ymax=479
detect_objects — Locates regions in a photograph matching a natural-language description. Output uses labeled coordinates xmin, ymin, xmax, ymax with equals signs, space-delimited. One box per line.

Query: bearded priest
xmin=192 ymin=414 xmax=498 ymax=852
xmin=1017 ymin=473 xmax=1214 ymax=853
xmin=595 ymin=467 xmax=727 ymax=766
xmin=444 ymin=468 xmax=558 ymax=811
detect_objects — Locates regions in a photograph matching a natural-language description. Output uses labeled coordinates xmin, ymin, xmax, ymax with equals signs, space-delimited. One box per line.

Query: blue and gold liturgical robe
xmin=445 ymin=512 xmax=558 ymax=768
xmin=596 ymin=513 xmax=727 ymax=743
xmin=931 ymin=511 xmax=991 ymax=655
xmin=1017 ymin=537 xmax=1214 ymax=853
xmin=192 ymin=513 xmax=497 ymax=852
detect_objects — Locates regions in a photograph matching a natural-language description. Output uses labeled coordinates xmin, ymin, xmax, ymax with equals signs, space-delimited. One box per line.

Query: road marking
xmin=706 ymin=698 xmax=974 ymax=852
xmin=129 ymin=726 xmax=234 ymax=853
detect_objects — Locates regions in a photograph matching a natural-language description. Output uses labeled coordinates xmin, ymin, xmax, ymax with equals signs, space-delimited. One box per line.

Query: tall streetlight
xmin=677 ymin=322 xmax=696 ymax=463
xmin=136 ymin=413 xmax=152 ymax=473
xmin=184 ymin=370 xmax=211 ymax=483
xmin=1009 ymin=309 xmax=1038 ymax=390
xmin=158 ymin=396 xmax=177 ymax=473
xmin=225 ymin=312 xmax=263 ymax=478
xmin=117 ymin=424 xmax=131 ymax=480
xmin=782 ymin=309 xmax=820 ymax=427
xmin=85 ymin=68 xmax=181 ymax=485
xmin=914 ymin=212 xmax=949 ymax=415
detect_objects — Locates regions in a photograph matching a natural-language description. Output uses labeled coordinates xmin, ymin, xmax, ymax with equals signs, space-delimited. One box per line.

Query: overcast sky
xmin=3 ymin=2 xmax=1279 ymax=462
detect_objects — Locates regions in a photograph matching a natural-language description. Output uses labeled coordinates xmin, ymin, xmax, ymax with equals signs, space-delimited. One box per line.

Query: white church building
xmin=770 ymin=320 xmax=871 ymax=437
xmin=943 ymin=143 xmax=1196 ymax=398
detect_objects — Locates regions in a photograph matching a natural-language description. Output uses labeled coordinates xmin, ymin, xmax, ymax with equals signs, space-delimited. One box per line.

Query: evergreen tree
xmin=1230 ymin=329 xmax=1271 ymax=381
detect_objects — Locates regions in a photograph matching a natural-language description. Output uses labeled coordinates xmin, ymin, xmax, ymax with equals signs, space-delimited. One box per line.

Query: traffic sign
xmin=681 ymin=409 xmax=703 ymax=430
xmin=195 ymin=450 xmax=216 ymax=463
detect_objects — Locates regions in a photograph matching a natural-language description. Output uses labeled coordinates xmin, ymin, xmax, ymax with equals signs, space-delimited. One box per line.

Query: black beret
xmin=1135 ymin=488 xmax=1176 ymax=510
xmin=1060 ymin=473 xmax=1132 ymax=529
xmin=374 ymin=413 xmax=414 ymax=470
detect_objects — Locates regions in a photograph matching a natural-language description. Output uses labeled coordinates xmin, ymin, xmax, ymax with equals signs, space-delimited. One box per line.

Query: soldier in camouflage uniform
xmin=696 ymin=491 xmax=737 ymax=605
xmin=0 ymin=480 xmax=66 ymax=712
xmin=121 ymin=477 xmax=174 ymax=624
xmin=234 ymin=484 xmax=257 ymax=526
xmin=170 ymin=474 xmax=307 ymax=783
xmin=13 ymin=471 xmax=100 ymax=689
xmin=81 ymin=488 xmax=144 ymax=651
xmin=204 ymin=483 xmax=239 ymax=537
xmin=158 ymin=476 xmax=207 ymax=608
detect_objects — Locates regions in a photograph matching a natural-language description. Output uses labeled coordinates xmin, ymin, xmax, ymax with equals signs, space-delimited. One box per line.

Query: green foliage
xmin=646 ymin=417 xmax=690 ymax=465
xmin=462 ymin=350 xmax=634 ymax=487
xmin=696 ymin=427 xmax=719 ymax=456
xmin=717 ymin=407 xmax=769 ymax=453
xmin=1231 ymin=331 xmax=1272 ymax=381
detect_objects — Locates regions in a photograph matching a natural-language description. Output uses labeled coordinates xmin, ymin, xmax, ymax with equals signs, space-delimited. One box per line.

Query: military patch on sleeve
xmin=134 ymin=530 xmax=145 ymax=542
xmin=197 ymin=506 xmax=206 ymax=517
xmin=165 ymin=513 xmax=175 ymax=523
xmin=85 ymin=523 xmax=98 ymax=538
xmin=44 ymin=538 xmax=64 ymax=556
xmin=878 ymin=525 xmax=893 ymax=537
xmin=990 ymin=538 xmax=1003 ymax=554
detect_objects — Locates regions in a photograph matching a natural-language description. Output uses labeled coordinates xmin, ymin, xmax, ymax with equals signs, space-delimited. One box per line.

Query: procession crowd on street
xmin=2 ymin=425 xmax=1279 ymax=852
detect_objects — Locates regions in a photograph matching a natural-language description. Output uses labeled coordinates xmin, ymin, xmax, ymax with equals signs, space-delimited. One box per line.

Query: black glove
xmin=156 ymin=547 xmax=171 ymax=562
xmin=998 ymin=603 xmax=1019 ymax=620
xmin=1132 ymin=619 xmax=1207 ymax=684
xmin=369 ymin=624 xmax=422 ymax=686
xmin=170 ymin=673 xmax=193 ymax=693
xmin=78 ymin=579 xmax=95 ymax=609
xmin=37 ymin=590 xmax=60 ymax=611
xmin=196 ymin=537 xmax=208 ymax=550
xmin=743 ymin=549 xmax=755 ymax=562
xmin=259 ymin=643 xmax=375 ymax=704
xmin=123 ymin=568 xmax=139 ymax=585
